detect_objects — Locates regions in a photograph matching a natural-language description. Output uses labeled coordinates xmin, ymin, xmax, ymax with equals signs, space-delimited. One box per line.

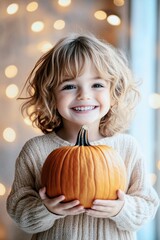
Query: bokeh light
xmin=149 ymin=93 xmax=160 ymax=109
xmin=0 ymin=183 xmax=6 ymax=196
xmin=53 ymin=20 xmax=65 ymax=30
xmin=31 ymin=21 xmax=44 ymax=32
xmin=113 ymin=0 xmax=125 ymax=7
xmin=37 ymin=41 xmax=53 ymax=53
xmin=94 ymin=10 xmax=107 ymax=20
xmin=3 ymin=128 xmax=16 ymax=142
xmin=26 ymin=2 xmax=38 ymax=12
xmin=58 ymin=0 xmax=71 ymax=7
xmin=5 ymin=84 xmax=19 ymax=98
xmin=7 ymin=3 xmax=19 ymax=15
xmin=157 ymin=160 xmax=160 ymax=170
xmin=24 ymin=117 xmax=32 ymax=126
xmin=149 ymin=173 xmax=157 ymax=186
xmin=5 ymin=65 xmax=18 ymax=78
xmin=107 ymin=14 xmax=121 ymax=26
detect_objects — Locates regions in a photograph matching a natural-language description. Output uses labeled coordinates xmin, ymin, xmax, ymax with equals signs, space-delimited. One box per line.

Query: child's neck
xmin=56 ymin=126 xmax=103 ymax=144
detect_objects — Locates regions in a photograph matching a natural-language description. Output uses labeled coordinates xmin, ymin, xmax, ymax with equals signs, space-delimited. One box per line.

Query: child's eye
xmin=61 ymin=84 xmax=76 ymax=90
xmin=92 ymin=83 xmax=104 ymax=88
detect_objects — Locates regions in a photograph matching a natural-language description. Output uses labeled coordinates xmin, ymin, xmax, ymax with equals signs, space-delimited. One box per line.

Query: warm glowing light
xmin=53 ymin=20 xmax=65 ymax=30
xmin=5 ymin=65 xmax=18 ymax=78
xmin=7 ymin=3 xmax=19 ymax=15
xmin=94 ymin=10 xmax=107 ymax=20
xmin=157 ymin=160 xmax=160 ymax=170
xmin=113 ymin=0 xmax=125 ymax=6
xmin=5 ymin=84 xmax=19 ymax=98
xmin=148 ymin=93 xmax=160 ymax=109
xmin=58 ymin=0 xmax=71 ymax=7
xmin=3 ymin=128 xmax=16 ymax=142
xmin=31 ymin=21 xmax=44 ymax=32
xmin=107 ymin=14 xmax=121 ymax=26
xmin=0 ymin=224 xmax=7 ymax=239
xmin=26 ymin=2 xmax=38 ymax=12
xmin=28 ymin=106 xmax=35 ymax=115
xmin=37 ymin=41 xmax=53 ymax=53
xmin=149 ymin=173 xmax=157 ymax=186
xmin=0 ymin=183 xmax=6 ymax=196
xmin=24 ymin=117 xmax=32 ymax=126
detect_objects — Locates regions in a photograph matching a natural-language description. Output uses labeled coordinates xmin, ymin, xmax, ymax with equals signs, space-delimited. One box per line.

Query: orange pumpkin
xmin=41 ymin=126 xmax=127 ymax=208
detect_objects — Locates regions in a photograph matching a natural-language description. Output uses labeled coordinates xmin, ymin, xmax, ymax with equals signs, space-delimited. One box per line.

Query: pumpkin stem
xmin=75 ymin=126 xmax=91 ymax=146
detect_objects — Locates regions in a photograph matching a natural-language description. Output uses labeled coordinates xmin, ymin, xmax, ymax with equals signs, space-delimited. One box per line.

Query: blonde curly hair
xmin=20 ymin=33 xmax=140 ymax=136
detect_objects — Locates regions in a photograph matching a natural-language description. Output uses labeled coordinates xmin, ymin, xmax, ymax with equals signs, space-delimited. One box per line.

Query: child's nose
xmin=77 ymin=88 xmax=91 ymax=100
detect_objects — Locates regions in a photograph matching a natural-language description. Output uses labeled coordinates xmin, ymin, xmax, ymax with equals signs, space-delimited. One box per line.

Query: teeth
xmin=74 ymin=106 xmax=95 ymax=111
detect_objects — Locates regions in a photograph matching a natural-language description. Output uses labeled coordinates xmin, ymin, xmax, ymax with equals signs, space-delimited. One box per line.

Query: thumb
xmin=117 ymin=189 xmax=125 ymax=201
xmin=39 ymin=187 xmax=47 ymax=200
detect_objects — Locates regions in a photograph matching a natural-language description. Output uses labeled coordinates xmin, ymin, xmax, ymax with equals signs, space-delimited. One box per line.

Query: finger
xmin=62 ymin=200 xmax=80 ymax=210
xmin=68 ymin=205 xmax=84 ymax=213
xmin=64 ymin=205 xmax=85 ymax=215
xmin=52 ymin=195 xmax=65 ymax=205
xmin=117 ymin=189 xmax=125 ymax=201
xmin=73 ymin=209 xmax=86 ymax=215
xmin=93 ymin=200 xmax=114 ymax=206
xmin=86 ymin=209 xmax=108 ymax=218
xmin=93 ymin=200 xmax=107 ymax=205
xmin=91 ymin=205 xmax=112 ymax=212
xmin=39 ymin=187 xmax=47 ymax=200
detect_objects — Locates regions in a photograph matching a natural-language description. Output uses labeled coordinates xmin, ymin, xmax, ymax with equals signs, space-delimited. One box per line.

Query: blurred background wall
xmin=0 ymin=0 xmax=159 ymax=239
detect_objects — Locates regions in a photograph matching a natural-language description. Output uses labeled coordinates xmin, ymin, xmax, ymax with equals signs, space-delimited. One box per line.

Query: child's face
xmin=54 ymin=61 xmax=112 ymax=129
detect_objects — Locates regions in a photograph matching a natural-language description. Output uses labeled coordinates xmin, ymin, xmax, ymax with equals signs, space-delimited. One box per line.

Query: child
xmin=7 ymin=33 xmax=159 ymax=240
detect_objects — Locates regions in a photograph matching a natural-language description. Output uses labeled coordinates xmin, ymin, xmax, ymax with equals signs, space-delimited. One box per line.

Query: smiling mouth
xmin=72 ymin=106 xmax=97 ymax=112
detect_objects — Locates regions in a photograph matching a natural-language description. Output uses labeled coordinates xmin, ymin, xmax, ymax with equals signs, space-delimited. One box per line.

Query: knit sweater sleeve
xmin=109 ymin=135 xmax=159 ymax=231
xmin=6 ymin=138 xmax=64 ymax=234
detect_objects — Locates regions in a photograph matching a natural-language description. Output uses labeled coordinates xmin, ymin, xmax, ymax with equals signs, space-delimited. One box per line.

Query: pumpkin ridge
xmin=75 ymin=147 xmax=80 ymax=200
xmin=96 ymin=145 xmax=117 ymax=199
xmin=95 ymin=146 xmax=112 ymax=199
xmin=89 ymin=148 xmax=96 ymax=204
xmin=47 ymin=147 xmax=71 ymax=197
xmin=50 ymin=148 xmax=67 ymax=197
xmin=70 ymin=147 xmax=79 ymax=200
xmin=85 ymin=147 xmax=95 ymax=207
xmin=60 ymin=147 xmax=77 ymax=200
xmin=47 ymin=152 xmax=56 ymax=196
xmin=41 ymin=150 xmax=55 ymax=193
xmin=79 ymin=146 xmax=88 ymax=205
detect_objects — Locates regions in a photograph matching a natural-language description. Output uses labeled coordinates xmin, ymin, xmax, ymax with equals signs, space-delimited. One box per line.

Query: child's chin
xmin=76 ymin=121 xmax=97 ymax=126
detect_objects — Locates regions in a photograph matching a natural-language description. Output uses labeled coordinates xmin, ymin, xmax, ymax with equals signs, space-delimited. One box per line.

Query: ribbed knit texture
xmin=6 ymin=132 xmax=159 ymax=240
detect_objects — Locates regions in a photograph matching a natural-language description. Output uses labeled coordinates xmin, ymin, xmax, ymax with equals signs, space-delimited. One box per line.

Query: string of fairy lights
xmin=0 ymin=0 xmax=160 ymax=197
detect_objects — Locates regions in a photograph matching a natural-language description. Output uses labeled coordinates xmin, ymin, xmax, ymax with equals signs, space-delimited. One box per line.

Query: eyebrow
xmin=62 ymin=76 xmax=103 ymax=82
xmin=62 ymin=78 xmax=74 ymax=82
xmin=91 ymin=77 xmax=104 ymax=80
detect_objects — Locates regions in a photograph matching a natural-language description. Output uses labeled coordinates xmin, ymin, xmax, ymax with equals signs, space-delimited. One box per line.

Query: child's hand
xmin=86 ymin=189 xmax=125 ymax=218
xmin=39 ymin=187 xmax=85 ymax=216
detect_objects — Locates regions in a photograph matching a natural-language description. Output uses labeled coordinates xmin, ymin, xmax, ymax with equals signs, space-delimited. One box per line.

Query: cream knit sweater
xmin=6 ymin=132 xmax=159 ymax=240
